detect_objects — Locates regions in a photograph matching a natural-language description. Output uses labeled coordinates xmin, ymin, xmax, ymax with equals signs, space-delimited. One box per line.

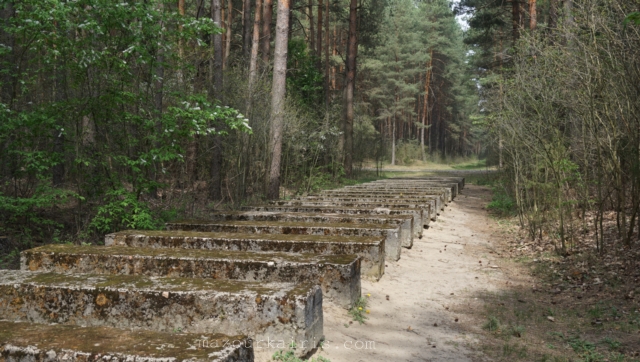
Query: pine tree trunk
xmin=243 ymin=0 xmax=252 ymax=59
xmin=343 ymin=0 xmax=357 ymax=177
xmin=261 ymin=0 xmax=273 ymax=61
xmin=323 ymin=0 xmax=329 ymax=108
xmin=210 ymin=0 xmax=224 ymax=200
xmin=308 ymin=0 xmax=314 ymax=53
xmin=317 ymin=0 xmax=323 ymax=57
xmin=224 ymin=0 xmax=233 ymax=68
xmin=247 ymin=0 xmax=263 ymax=114
xmin=529 ymin=0 xmax=536 ymax=30
xmin=267 ymin=0 xmax=290 ymax=199
xmin=421 ymin=50 xmax=432 ymax=162
xmin=152 ymin=3 xmax=165 ymax=196
xmin=391 ymin=118 xmax=396 ymax=166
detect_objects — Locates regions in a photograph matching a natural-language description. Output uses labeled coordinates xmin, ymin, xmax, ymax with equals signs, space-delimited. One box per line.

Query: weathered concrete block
xmin=270 ymin=199 xmax=436 ymax=223
xmin=369 ymin=178 xmax=463 ymax=195
xmin=22 ymin=244 xmax=361 ymax=308
xmin=392 ymin=176 xmax=465 ymax=189
xmin=366 ymin=182 xmax=458 ymax=199
xmin=0 ymin=270 xmax=322 ymax=356
xmin=105 ymin=230 xmax=385 ymax=280
xmin=169 ymin=212 xmax=414 ymax=249
xmin=338 ymin=185 xmax=447 ymax=211
xmin=0 ymin=321 xmax=253 ymax=362
xmin=297 ymin=195 xmax=442 ymax=216
xmin=243 ymin=205 xmax=425 ymax=239
xmin=164 ymin=220 xmax=405 ymax=259
xmin=326 ymin=187 xmax=452 ymax=202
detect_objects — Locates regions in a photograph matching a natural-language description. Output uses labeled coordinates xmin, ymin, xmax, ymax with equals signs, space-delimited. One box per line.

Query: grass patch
xmin=451 ymin=159 xmax=488 ymax=169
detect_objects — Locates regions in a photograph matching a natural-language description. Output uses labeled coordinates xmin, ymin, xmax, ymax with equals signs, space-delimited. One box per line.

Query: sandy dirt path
xmin=256 ymin=184 xmax=502 ymax=362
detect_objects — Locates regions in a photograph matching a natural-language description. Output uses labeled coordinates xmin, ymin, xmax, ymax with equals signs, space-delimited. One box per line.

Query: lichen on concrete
xmin=104 ymin=231 xmax=385 ymax=279
xmin=21 ymin=245 xmax=361 ymax=308
xmin=0 ymin=271 xmax=323 ymax=356
xmin=0 ymin=321 xmax=253 ymax=362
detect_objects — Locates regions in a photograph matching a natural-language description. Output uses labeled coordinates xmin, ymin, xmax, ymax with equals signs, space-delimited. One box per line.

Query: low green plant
xmin=600 ymin=337 xmax=621 ymax=351
xmin=89 ymin=188 xmax=159 ymax=234
xmin=483 ymin=316 xmax=500 ymax=332
xmin=487 ymin=186 xmax=516 ymax=216
xmin=272 ymin=349 xmax=330 ymax=362
xmin=348 ymin=296 xmax=369 ymax=324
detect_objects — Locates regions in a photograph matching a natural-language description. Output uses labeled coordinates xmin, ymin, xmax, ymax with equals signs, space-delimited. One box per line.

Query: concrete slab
xmin=297 ymin=195 xmax=444 ymax=214
xmin=345 ymin=183 xmax=456 ymax=200
xmin=22 ymin=244 xmax=361 ymax=308
xmin=325 ymin=187 xmax=453 ymax=202
xmin=0 ymin=270 xmax=322 ymax=356
xmin=366 ymin=183 xmax=458 ymax=199
xmin=270 ymin=199 xmax=436 ymax=222
xmin=105 ymin=230 xmax=385 ymax=280
xmin=165 ymin=219 xmax=406 ymax=258
xmin=242 ymin=205 xmax=425 ymax=239
xmin=169 ymin=212 xmax=414 ymax=249
xmin=0 ymin=321 xmax=253 ymax=362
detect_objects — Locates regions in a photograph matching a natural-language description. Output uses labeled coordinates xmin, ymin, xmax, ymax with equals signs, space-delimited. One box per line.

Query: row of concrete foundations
xmin=1 ymin=176 xmax=464 ymax=361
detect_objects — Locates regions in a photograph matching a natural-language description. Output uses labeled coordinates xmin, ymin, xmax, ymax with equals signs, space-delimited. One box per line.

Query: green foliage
xmin=0 ymin=0 xmax=252 ymax=245
xmin=483 ymin=316 xmax=500 ymax=332
xmin=88 ymin=189 xmax=159 ymax=234
xmin=487 ymin=186 xmax=516 ymax=216
xmin=272 ymin=347 xmax=330 ymax=362
xmin=287 ymin=39 xmax=323 ymax=108
xmin=348 ymin=296 xmax=369 ymax=324
xmin=623 ymin=12 xmax=640 ymax=26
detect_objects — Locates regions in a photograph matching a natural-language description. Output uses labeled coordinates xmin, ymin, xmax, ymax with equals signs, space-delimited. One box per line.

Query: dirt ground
xmin=255 ymin=184 xmax=501 ymax=362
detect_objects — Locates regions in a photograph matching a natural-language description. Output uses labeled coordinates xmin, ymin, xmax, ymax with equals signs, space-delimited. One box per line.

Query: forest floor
xmin=257 ymin=183 xmax=640 ymax=362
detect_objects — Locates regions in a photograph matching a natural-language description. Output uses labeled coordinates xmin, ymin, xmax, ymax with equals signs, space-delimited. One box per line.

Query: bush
xmin=89 ymin=189 xmax=159 ymax=234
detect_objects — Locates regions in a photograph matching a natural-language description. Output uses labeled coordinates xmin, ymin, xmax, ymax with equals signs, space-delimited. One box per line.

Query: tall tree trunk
xmin=152 ymin=4 xmax=165 ymax=196
xmin=421 ymin=50 xmax=433 ymax=162
xmin=247 ymin=0 xmax=263 ymax=114
xmin=225 ymin=0 xmax=233 ymax=68
xmin=267 ymin=0 xmax=290 ymax=199
xmin=343 ymin=0 xmax=357 ymax=177
xmin=317 ymin=0 xmax=323 ymax=57
xmin=261 ymin=0 xmax=273 ymax=61
xmin=391 ymin=118 xmax=396 ymax=166
xmin=210 ymin=0 xmax=224 ymax=200
xmin=512 ymin=0 xmax=520 ymax=42
xmin=529 ymin=0 xmax=537 ymax=30
xmin=243 ymin=0 xmax=252 ymax=59
xmin=323 ymin=0 xmax=329 ymax=108
xmin=52 ymin=31 xmax=66 ymax=187
xmin=308 ymin=0 xmax=315 ymax=53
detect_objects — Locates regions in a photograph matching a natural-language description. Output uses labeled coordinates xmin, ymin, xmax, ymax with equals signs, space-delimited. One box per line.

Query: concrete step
xmin=324 ymin=187 xmax=453 ymax=202
xmin=105 ymin=230 xmax=385 ymax=279
xmin=345 ymin=183 xmax=456 ymax=200
xmin=270 ymin=199 xmax=436 ymax=223
xmin=368 ymin=179 xmax=462 ymax=195
xmin=0 ymin=270 xmax=322 ymax=356
xmin=377 ymin=176 xmax=465 ymax=190
xmin=22 ymin=244 xmax=360 ymax=308
xmin=297 ymin=195 xmax=444 ymax=215
xmin=165 ymin=219 xmax=406 ymax=258
xmin=0 ymin=321 xmax=253 ymax=362
xmin=168 ymin=211 xmax=414 ymax=248
xmin=243 ymin=205 xmax=426 ymax=238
